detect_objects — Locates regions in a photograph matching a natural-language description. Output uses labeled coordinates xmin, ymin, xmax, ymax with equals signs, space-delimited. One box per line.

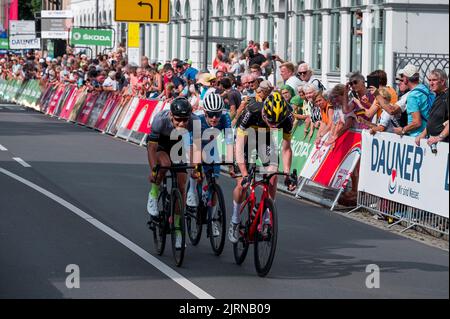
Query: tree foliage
xmin=18 ymin=0 xmax=42 ymax=20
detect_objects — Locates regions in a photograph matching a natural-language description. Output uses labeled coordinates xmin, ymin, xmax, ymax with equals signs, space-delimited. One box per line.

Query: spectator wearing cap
xmin=416 ymin=69 xmax=449 ymax=146
xmin=197 ymin=73 xmax=217 ymax=100
xmin=280 ymin=62 xmax=303 ymax=93
xmin=183 ymin=60 xmax=199 ymax=84
xmin=393 ymin=64 xmax=434 ymax=137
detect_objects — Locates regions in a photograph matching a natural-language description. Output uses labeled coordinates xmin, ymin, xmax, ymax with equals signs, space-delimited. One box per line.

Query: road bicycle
xmin=148 ymin=164 xmax=194 ymax=267
xmin=185 ymin=164 xmax=229 ymax=256
xmin=233 ymin=164 xmax=297 ymax=277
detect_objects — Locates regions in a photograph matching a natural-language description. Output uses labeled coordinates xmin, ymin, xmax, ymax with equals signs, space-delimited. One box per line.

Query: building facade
xmin=69 ymin=0 xmax=449 ymax=86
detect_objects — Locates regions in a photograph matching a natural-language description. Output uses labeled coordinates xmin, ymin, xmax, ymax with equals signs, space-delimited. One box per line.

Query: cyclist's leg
xmin=148 ymin=151 xmax=171 ymax=218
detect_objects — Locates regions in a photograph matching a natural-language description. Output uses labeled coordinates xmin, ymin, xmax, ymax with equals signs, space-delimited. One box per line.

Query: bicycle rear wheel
xmin=171 ymin=188 xmax=186 ymax=267
xmin=186 ymin=184 xmax=203 ymax=246
xmin=152 ymin=189 xmax=168 ymax=256
xmin=254 ymin=198 xmax=278 ymax=277
xmin=233 ymin=194 xmax=251 ymax=265
xmin=208 ymin=184 xmax=226 ymax=256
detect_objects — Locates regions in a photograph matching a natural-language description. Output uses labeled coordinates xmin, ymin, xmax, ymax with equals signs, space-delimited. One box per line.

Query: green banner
xmin=70 ymin=28 xmax=113 ymax=47
xmin=0 ymin=38 xmax=8 ymax=50
xmin=279 ymin=123 xmax=318 ymax=173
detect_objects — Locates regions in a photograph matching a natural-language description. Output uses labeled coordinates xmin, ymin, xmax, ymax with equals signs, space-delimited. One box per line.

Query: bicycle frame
xmin=239 ymin=168 xmax=284 ymax=243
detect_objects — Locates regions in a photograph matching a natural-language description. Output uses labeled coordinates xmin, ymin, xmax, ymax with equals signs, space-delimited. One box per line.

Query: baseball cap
xmin=398 ymin=64 xmax=419 ymax=78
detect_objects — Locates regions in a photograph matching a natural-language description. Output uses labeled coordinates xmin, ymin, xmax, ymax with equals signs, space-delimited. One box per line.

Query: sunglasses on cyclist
xmin=173 ymin=116 xmax=190 ymax=123
xmin=206 ymin=111 xmax=222 ymax=119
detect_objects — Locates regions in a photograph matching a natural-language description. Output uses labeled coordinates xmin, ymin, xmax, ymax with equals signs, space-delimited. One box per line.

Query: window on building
xmin=330 ymin=0 xmax=341 ymax=72
xmin=311 ymin=1 xmax=322 ymax=72
xmin=185 ymin=0 xmax=191 ymax=60
xmin=295 ymin=0 xmax=305 ymax=63
xmin=371 ymin=0 xmax=385 ymax=70
xmin=218 ymin=0 xmax=224 ymax=37
xmin=267 ymin=0 xmax=275 ymax=50
xmin=254 ymin=1 xmax=261 ymax=42
xmin=240 ymin=0 xmax=247 ymax=43
xmin=229 ymin=0 xmax=236 ymax=38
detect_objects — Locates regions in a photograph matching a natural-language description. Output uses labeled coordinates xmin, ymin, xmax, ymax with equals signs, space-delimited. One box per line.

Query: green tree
xmin=18 ymin=0 xmax=42 ymax=20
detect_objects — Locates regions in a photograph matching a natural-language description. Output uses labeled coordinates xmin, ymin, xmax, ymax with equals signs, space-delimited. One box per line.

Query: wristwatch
xmin=438 ymin=134 xmax=446 ymax=140
xmin=401 ymin=128 xmax=406 ymax=135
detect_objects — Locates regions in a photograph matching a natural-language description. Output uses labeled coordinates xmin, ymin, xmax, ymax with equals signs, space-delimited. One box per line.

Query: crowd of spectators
xmin=1 ymin=42 xmax=448 ymax=204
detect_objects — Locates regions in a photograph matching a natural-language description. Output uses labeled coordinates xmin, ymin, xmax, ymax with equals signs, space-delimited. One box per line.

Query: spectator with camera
xmin=415 ymin=69 xmax=449 ymax=149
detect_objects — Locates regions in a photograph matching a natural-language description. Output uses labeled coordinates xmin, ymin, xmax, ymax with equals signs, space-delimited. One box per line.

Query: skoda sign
xmin=70 ymin=28 xmax=113 ymax=47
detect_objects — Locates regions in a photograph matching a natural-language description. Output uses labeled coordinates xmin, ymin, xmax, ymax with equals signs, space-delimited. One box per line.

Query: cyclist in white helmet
xmin=187 ymin=94 xmax=234 ymax=237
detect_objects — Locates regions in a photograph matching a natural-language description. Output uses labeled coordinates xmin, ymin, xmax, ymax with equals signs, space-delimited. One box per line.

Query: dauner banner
xmin=359 ymin=130 xmax=449 ymax=218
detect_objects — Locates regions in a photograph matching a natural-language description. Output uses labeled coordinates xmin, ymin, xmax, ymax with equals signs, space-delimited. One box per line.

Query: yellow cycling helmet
xmin=263 ymin=91 xmax=289 ymax=124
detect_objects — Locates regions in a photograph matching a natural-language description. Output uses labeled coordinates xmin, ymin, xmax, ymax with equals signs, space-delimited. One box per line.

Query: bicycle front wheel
xmin=152 ymin=189 xmax=168 ymax=256
xmin=233 ymin=193 xmax=251 ymax=265
xmin=254 ymin=198 xmax=278 ymax=277
xmin=208 ymin=184 xmax=226 ymax=256
xmin=171 ymin=188 xmax=186 ymax=267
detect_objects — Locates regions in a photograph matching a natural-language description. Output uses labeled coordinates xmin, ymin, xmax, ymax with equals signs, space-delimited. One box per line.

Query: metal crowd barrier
xmin=348 ymin=191 xmax=449 ymax=238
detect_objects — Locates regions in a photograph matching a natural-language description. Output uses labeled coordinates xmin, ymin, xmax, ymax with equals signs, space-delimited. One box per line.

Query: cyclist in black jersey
xmin=146 ymin=97 xmax=200 ymax=248
xmin=228 ymin=91 xmax=297 ymax=243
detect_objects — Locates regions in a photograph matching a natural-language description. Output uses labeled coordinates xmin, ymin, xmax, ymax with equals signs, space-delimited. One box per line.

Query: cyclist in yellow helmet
xmin=228 ymin=90 xmax=297 ymax=243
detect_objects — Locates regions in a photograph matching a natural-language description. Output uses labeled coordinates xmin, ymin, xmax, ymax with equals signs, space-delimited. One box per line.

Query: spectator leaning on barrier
xmin=416 ymin=69 xmax=449 ymax=147
xmin=344 ymin=72 xmax=375 ymax=130
xmin=393 ymin=64 xmax=434 ymax=137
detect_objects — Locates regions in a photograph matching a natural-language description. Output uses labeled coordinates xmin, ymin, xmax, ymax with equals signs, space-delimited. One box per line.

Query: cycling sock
xmin=150 ymin=183 xmax=160 ymax=199
xmin=175 ymin=215 xmax=181 ymax=236
xmin=232 ymin=201 xmax=241 ymax=225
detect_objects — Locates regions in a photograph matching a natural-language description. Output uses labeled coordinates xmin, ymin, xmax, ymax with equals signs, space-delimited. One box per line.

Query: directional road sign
xmin=115 ymin=0 xmax=170 ymax=23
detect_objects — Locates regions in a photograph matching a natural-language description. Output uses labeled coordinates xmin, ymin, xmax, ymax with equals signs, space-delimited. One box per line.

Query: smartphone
xmin=366 ymin=75 xmax=380 ymax=89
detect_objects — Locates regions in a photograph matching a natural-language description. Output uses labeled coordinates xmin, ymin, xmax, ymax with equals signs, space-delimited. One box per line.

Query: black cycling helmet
xmin=170 ymin=97 xmax=192 ymax=118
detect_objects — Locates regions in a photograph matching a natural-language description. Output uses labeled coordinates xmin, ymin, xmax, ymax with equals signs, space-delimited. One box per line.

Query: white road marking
xmin=0 ymin=167 xmax=214 ymax=299
xmin=12 ymin=158 xmax=32 ymax=168
xmin=0 ymin=144 xmax=7 ymax=151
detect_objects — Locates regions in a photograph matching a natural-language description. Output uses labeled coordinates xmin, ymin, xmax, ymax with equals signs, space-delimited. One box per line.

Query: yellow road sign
xmin=128 ymin=23 xmax=140 ymax=48
xmin=115 ymin=0 xmax=170 ymax=23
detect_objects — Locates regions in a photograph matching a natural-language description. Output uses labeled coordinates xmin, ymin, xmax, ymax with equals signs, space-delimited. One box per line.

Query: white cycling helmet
xmin=203 ymin=93 xmax=224 ymax=113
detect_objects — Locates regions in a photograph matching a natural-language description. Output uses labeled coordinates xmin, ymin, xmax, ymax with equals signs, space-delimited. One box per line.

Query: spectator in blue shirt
xmin=183 ymin=60 xmax=199 ymax=84
xmin=394 ymin=64 xmax=435 ymax=137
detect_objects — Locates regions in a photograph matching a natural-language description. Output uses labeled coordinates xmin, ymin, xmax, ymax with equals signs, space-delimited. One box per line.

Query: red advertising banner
xmin=76 ymin=92 xmax=99 ymax=125
xmin=60 ymin=88 xmax=85 ymax=120
xmin=300 ymin=131 xmax=362 ymax=189
xmin=95 ymin=94 xmax=122 ymax=132
xmin=126 ymin=99 xmax=160 ymax=134
xmin=46 ymin=85 xmax=65 ymax=115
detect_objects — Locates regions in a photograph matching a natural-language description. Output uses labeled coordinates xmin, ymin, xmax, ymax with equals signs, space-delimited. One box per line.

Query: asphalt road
xmin=0 ymin=103 xmax=448 ymax=299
